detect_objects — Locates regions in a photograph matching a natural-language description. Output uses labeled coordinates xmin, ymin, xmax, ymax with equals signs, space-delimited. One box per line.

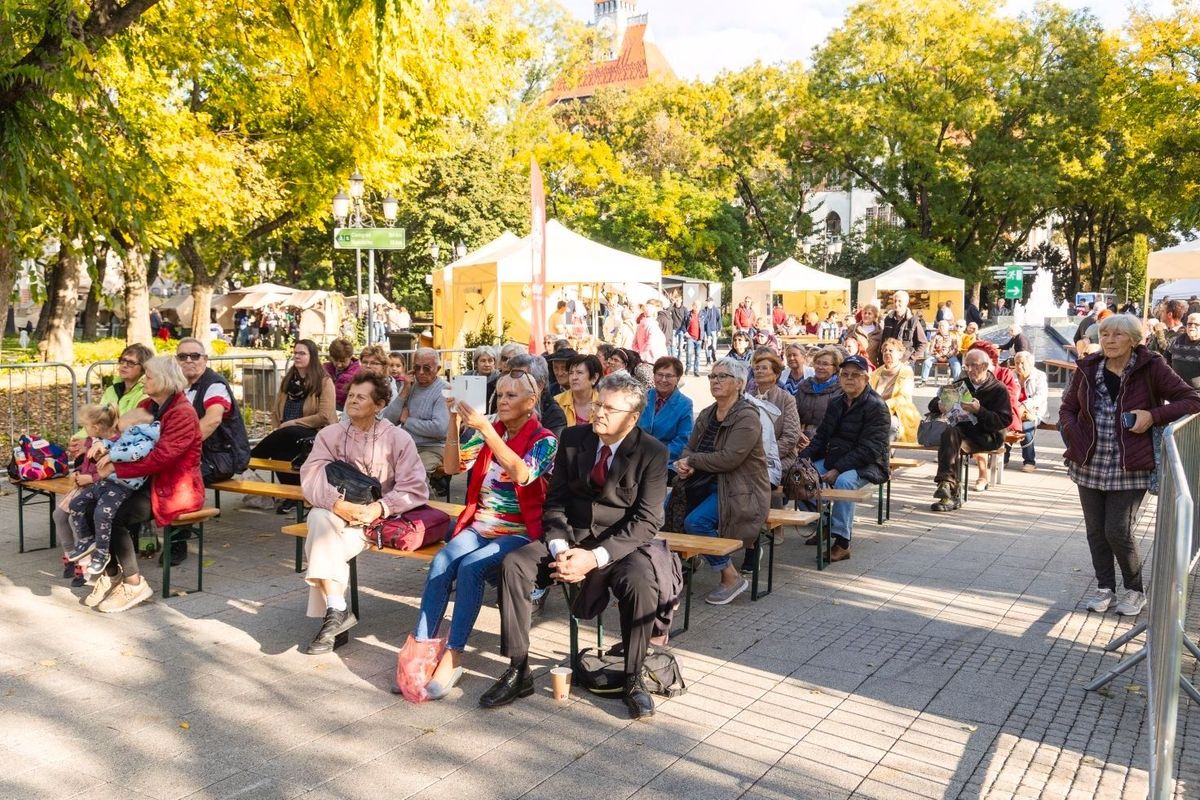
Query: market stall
xmin=432 ymin=221 xmax=662 ymax=349
xmin=856 ymin=258 xmax=965 ymax=321
xmin=733 ymin=258 xmax=850 ymax=322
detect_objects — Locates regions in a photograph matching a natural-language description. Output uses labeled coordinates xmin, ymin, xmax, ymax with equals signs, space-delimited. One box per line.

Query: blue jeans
xmin=685 ymin=339 xmax=701 ymax=374
xmin=415 ymin=527 xmax=530 ymax=651
xmin=813 ymin=459 xmax=869 ymax=542
xmin=682 ymin=489 xmax=731 ymax=569
xmin=1021 ymin=419 xmax=1037 ymax=465
xmin=921 ymin=355 xmax=961 ymax=381
xmin=672 ymin=329 xmax=687 ymax=358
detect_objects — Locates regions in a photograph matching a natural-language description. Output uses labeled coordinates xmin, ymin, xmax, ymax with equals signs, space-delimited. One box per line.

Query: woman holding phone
xmin=411 ymin=372 xmax=558 ymax=699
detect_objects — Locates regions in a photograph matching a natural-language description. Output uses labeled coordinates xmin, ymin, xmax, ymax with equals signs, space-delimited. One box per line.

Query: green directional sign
xmin=333 ymin=227 xmax=407 ymax=250
xmin=1004 ymin=264 xmax=1024 ymax=300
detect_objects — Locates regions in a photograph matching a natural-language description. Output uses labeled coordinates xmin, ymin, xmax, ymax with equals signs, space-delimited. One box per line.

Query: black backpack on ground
xmin=576 ymin=644 xmax=687 ymax=698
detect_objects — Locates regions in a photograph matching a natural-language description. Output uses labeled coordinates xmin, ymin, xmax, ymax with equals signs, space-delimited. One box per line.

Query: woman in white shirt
xmin=1010 ymin=351 xmax=1048 ymax=472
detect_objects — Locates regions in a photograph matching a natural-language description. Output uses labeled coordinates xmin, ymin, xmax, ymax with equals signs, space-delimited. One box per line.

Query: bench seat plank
xmin=210 ymin=480 xmax=306 ymax=501
xmin=14 ymin=477 xmax=76 ymax=495
xmin=280 ymin=521 xmax=741 ymax=560
xmin=248 ymin=457 xmax=297 ymax=474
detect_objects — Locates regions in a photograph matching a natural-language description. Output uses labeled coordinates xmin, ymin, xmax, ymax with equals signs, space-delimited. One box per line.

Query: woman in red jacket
xmin=1060 ymin=314 xmax=1200 ymax=617
xmin=88 ymin=355 xmax=204 ymax=613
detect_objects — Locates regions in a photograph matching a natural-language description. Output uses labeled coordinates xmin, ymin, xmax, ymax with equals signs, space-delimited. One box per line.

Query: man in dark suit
xmin=480 ymin=372 xmax=668 ymax=719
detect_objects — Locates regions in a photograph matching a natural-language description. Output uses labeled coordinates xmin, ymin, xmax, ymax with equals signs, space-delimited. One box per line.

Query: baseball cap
xmin=841 ymin=355 xmax=870 ymax=373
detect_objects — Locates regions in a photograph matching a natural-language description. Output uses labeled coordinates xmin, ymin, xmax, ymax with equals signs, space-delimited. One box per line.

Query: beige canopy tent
xmin=432 ymin=221 xmax=662 ymax=349
xmin=857 ymin=258 xmax=965 ymax=321
xmin=157 ymin=292 xmax=238 ymax=329
xmin=733 ymin=258 xmax=850 ymax=323
xmin=1144 ymin=239 xmax=1200 ymax=315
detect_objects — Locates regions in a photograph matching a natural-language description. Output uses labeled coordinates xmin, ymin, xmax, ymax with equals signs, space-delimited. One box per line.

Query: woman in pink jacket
xmin=299 ymin=372 xmax=429 ymax=654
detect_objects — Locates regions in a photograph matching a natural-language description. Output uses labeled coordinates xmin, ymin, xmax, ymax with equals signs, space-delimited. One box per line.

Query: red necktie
xmin=590 ymin=445 xmax=612 ymax=488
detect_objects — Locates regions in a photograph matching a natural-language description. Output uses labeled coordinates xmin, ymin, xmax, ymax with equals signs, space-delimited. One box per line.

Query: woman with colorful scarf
xmin=413 ymin=371 xmax=558 ymax=699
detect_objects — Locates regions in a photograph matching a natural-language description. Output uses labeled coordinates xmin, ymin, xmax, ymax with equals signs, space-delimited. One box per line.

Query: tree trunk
xmin=81 ymin=281 xmax=101 ymax=340
xmin=122 ymin=244 xmax=153 ymax=347
xmin=39 ymin=239 xmax=80 ymax=364
xmin=0 ymin=208 xmax=17 ymax=339
xmin=970 ymin=281 xmax=981 ymax=306
xmin=189 ymin=282 xmax=215 ymax=346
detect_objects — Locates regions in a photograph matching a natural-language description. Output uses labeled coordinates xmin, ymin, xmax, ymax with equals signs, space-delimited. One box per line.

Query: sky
xmin=559 ymin=0 xmax=1178 ymax=82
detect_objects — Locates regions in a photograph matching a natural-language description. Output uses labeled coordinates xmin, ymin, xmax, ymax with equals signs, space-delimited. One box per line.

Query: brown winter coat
xmin=680 ymin=398 xmax=771 ymax=541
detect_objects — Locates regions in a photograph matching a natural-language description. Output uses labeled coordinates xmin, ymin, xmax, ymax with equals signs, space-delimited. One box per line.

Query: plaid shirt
xmin=1067 ymin=355 xmax=1152 ymax=491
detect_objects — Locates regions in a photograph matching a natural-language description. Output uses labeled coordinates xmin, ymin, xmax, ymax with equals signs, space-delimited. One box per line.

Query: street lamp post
xmin=331 ymin=173 xmax=399 ymax=347
xmin=825 ymin=236 xmax=843 ymax=273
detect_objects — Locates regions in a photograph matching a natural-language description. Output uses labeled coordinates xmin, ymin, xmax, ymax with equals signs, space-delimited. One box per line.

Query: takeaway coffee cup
xmin=550 ymin=666 xmax=572 ymax=701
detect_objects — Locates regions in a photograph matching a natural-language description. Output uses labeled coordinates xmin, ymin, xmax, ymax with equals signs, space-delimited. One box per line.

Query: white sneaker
xmin=1115 ymin=590 xmax=1146 ymax=616
xmin=97 ymin=578 xmax=153 ymax=613
xmin=1085 ymin=588 xmax=1115 ymax=612
xmin=84 ymin=570 xmax=121 ymax=608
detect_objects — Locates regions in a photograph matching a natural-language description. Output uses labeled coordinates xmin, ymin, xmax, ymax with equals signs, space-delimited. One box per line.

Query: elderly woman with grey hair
xmin=1008 ymin=351 xmax=1048 ymax=472
xmin=506 ymin=353 xmax=567 ymax=437
xmin=675 ymin=357 xmax=771 ymax=606
xmin=1060 ymin=313 xmax=1200 ymax=617
xmin=467 ymin=345 xmax=500 ymax=410
xmin=86 ymin=356 xmax=205 ymax=613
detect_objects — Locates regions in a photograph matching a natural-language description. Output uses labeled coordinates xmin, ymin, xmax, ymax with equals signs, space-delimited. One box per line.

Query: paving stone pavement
xmin=2 ymin=421 xmax=1199 ymax=799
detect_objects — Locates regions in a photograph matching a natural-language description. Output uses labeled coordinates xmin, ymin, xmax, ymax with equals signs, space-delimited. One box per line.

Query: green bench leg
xmin=16 ymin=485 xmax=55 ymax=554
xmin=816 ymin=501 xmax=831 ymax=571
xmin=160 ymin=523 xmax=205 ymax=598
xmin=294 ymin=503 xmax=306 ymax=572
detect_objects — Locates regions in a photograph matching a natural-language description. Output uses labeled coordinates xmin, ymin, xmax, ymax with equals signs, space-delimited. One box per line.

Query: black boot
xmin=306 ymin=608 xmax=357 ymax=654
xmin=624 ymin=673 xmax=655 ymax=720
xmin=479 ymin=663 xmax=533 ymax=708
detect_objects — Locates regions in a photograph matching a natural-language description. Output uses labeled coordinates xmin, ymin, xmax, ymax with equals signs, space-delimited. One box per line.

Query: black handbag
xmin=324 ymin=460 xmax=382 ymax=504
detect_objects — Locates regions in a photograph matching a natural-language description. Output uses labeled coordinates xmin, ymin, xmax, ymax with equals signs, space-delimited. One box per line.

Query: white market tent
xmin=432 ymin=220 xmax=662 ymax=348
xmin=1151 ymin=279 xmax=1200 ymax=305
xmin=733 ymin=258 xmax=850 ymax=323
xmin=857 ymin=258 xmax=965 ymax=321
xmin=1145 ymin=239 xmax=1200 ymax=314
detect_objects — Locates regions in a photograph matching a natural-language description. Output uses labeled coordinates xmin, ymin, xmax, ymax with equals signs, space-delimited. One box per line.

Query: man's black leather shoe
xmin=624 ymin=674 xmax=655 ymax=720
xmin=479 ymin=665 xmax=533 ymax=708
xmin=306 ymin=608 xmax=357 ymax=654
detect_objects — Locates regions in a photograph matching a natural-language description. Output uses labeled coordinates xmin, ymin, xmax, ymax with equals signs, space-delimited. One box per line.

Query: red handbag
xmin=364 ymin=504 xmax=452 ymax=551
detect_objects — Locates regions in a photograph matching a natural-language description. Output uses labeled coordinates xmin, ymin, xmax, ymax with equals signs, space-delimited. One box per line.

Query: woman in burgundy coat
xmin=1060 ymin=314 xmax=1200 ymax=617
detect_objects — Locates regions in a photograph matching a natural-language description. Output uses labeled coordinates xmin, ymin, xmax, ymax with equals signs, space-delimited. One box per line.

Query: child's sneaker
xmin=65 ymin=538 xmax=96 ymax=563
xmin=84 ymin=551 xmax=111 ymax=578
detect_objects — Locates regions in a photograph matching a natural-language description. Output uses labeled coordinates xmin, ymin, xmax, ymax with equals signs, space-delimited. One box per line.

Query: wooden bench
xmin=756 ymin=507 xmax=820 ymax=599
xmin=247 ymin=457 xmax=297 ymax=474
xmin=280 ymin=503 xmax=742 ymax=652
xmin=209 ymin=478 xmax=309 ymax=570
xmin=11 ymin=477 xmax=218 ymax=597
xmin=811 ymin=486 xmax=876 ymax=569
xmin=12 ymin=476 xmax=76 ymax=553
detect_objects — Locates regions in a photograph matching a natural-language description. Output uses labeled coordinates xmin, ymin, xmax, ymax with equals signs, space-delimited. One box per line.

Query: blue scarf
xmin=809 ymin=375 xmax=839 ymax=394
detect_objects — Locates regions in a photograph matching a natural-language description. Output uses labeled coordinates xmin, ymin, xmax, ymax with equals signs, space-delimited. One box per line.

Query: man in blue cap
xmin=796 ymin=354 xmax=891 ymax=562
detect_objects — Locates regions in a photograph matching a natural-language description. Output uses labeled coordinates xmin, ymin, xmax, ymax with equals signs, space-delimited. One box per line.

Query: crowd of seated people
xmin=44 ymin=298 xmax=1191 ymax=725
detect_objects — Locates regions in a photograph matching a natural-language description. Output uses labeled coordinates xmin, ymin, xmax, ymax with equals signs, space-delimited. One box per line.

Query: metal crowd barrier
xmin=1085 ymin=413 xmax=1200 ymax=800
xmin=84 ymin=355 xmax=280 ymax=416
xmin=0 ymin=362 xmax=78 ymax=456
